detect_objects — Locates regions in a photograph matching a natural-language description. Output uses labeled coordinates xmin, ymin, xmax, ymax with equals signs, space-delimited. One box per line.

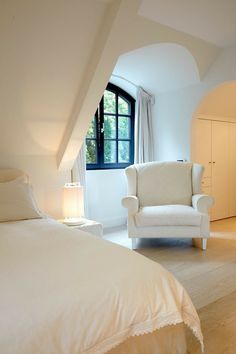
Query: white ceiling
xmin=0 ymin=0 xmax=225 ymax=167
xmin=139 ymin=0 xmax=236 ymax=48
xmin=0 ymin=0 xmax=107 ymax=155
xmin=113 ymin=43 xmax=200 ymax=94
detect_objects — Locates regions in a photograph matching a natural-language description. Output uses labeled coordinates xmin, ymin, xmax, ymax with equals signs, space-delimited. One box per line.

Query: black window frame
xmin=86 ymin=83 xmax=135 ymax=170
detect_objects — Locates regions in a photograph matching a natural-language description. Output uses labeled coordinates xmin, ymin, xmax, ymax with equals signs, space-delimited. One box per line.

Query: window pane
xmin=118 ymin=96 xmax=130 ymax=115
xmin=86 ymin=140 xmax=97 ymax=164
xmin=86 ymin=117 xmax=96 ymax=138
xmin=118 ymin=141 xmax=130 ymax=163
xmin=104 ymin=140 xmax=116 ymax=163
xmin=104 ymin=90 xmax=116 ymax=113
xmin=104 ymin=115 xmax=116 ymax=139
xmin=118 ymin=116 xmax=130 ymax=139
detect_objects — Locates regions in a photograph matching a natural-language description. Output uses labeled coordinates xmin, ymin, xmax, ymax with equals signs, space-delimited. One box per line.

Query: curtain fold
xmin=135 ymin=87 xmax=154 ymax=163
xmin=71 ymin=142 xmax=87 ymax=216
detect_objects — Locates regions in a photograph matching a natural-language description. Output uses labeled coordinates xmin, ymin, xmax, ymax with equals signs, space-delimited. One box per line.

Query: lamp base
xmin=62 ymin=218 xmax=86 ymax=226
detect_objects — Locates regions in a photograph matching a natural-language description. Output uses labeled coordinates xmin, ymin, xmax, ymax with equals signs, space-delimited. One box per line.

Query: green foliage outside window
xmin=86 ymin=139 xmax=97 ymax=164
xmin=86 ymin=84 xmax=134 ymax=168
xmin=104 ymin=90 xmax=115 ymax=113
xmin=86 ymin=117 xmax=97 ymax=164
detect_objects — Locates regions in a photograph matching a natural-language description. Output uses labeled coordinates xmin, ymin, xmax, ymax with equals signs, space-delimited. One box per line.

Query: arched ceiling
xmin=196 ymin=81 xmax=236 ymax=118
xmin=113 ymin=43 xmax=200 ymax=93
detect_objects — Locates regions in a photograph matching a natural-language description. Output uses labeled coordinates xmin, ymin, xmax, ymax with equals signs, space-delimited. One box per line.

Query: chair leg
xmin=201 ymin=238 xmax=207 ymax=250
xmin=132 ymin=238 xmax=137 ymax=250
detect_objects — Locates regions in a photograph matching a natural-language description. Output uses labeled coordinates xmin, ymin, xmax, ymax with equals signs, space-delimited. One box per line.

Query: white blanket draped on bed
xmin=0 ymin=218 xmax=203 ymax=354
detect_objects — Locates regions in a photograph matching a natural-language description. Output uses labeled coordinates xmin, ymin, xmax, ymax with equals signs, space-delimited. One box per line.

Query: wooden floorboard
xmin=104 ymin=217 xmax=236 ymax=354
xmin=187 ymin=291 xmax=236 ymax=354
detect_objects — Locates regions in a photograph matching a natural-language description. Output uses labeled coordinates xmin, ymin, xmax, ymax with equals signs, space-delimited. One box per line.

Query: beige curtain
xmin=135 ymin=87 xmax=154 ymax=163
xmin=71 ymin=142 xmax=87 ymax=216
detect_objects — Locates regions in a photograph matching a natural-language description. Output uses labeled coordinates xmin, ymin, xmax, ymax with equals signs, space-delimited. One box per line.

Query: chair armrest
xmin=122 ymin=196 xmax=139 ymax=215
xmin=192 ymin=194 xmax=214 ymax=213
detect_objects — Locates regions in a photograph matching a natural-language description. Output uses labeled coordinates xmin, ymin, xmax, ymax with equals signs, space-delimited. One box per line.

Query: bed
xmin=0 ymin=169 xmax=203 ymax=354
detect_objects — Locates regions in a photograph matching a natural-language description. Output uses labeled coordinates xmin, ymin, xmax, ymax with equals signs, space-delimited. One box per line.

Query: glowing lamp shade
xmin=63 ymin=183 xmax=84 ymax=224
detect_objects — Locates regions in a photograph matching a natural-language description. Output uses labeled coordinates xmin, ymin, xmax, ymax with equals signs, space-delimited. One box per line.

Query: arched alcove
xmin=112 ymin=42 xmax=200 ymax=94
xmin=111 ymin=43 xmax=201 ymax=162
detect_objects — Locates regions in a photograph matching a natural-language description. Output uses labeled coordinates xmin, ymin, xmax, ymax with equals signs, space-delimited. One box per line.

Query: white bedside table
xmin=59 ymin=218 xmax=103 ymax=237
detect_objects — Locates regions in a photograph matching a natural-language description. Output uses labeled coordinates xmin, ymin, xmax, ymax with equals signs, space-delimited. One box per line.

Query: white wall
xmin=85 ymin=44 xmax=236 ymax=228
xmin=86 ymin=169 xmax=127 ymax=228
xmin=0 ymin=155 xmax=70 ymax=219
xmin=154 ymin=84 xmax=206 ymax=161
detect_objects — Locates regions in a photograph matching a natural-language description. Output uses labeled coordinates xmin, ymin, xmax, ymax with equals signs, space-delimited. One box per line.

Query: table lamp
xmin=63 ymin=182 xmax=84 ymax=225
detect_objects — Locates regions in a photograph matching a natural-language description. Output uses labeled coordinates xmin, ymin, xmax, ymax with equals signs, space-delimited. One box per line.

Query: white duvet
xmin=0 ymin=218 xmax=203 ymax=354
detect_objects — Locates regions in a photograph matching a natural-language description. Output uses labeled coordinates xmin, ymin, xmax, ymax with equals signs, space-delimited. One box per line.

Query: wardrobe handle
xmin=213 ymin=161 xmax=216 ymax=164
xmin=209 ymin=161 xmax=212 ymax=164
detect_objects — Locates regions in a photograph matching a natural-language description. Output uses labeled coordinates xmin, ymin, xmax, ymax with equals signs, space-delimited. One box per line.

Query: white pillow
xmin=0 ymin=177 xmax=42 ymax=222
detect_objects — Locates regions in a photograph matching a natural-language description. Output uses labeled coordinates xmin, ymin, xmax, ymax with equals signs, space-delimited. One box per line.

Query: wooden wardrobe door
xmin=192 ymin=119 xmax=212 ymax=179
xmin=211 ymin=121 xmax=230 ymax=220
xmin=229 ymin=123 xmax=236 ymax=217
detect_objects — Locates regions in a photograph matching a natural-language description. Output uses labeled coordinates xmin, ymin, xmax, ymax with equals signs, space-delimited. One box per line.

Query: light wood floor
xmin=104 ymin=217 xmax=236 ymax=354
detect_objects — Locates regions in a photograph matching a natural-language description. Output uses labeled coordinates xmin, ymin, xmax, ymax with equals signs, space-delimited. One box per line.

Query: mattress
xmin=0 ymin=218 xmax=203 ymax=354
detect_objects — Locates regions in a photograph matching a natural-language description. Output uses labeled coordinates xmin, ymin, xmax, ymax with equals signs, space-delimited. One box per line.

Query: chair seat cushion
xmin=135 ymin=205 xmax=202 ymax=227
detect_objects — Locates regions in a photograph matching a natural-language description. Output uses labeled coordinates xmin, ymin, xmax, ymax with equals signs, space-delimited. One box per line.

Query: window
xmin=86 ymin=83 xmax=135 ymax=169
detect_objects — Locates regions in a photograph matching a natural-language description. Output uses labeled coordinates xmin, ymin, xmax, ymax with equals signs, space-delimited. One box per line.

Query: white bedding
xmin=0 ymin=218 xmax=203 ymax=354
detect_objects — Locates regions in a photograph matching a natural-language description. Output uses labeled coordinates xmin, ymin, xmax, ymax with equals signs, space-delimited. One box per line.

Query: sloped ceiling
xmin=0 ymin=0 xmax=108 ymax=155
xmin=139 ymin=0 xmax=236 ymax=48
xmin=0 ymin=0 xmax=220 ymax=170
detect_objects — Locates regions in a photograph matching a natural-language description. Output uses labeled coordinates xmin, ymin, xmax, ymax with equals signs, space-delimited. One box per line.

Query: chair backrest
xmin=125 ymin=161 xmax=203 ymax=207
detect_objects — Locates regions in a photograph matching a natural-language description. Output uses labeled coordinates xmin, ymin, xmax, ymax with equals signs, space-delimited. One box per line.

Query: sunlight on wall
xmin=195 ymin=81 xmax=236 ymax=118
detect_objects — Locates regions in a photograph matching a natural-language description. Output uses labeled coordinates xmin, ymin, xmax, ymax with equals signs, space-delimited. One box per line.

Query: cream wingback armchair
xmin=122 ymin=162 xmax=214 ymax=250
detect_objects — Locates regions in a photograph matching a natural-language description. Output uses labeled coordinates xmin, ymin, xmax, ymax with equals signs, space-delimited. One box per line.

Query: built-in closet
xmin=192 ymin=117 xmax=236 ymax=221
